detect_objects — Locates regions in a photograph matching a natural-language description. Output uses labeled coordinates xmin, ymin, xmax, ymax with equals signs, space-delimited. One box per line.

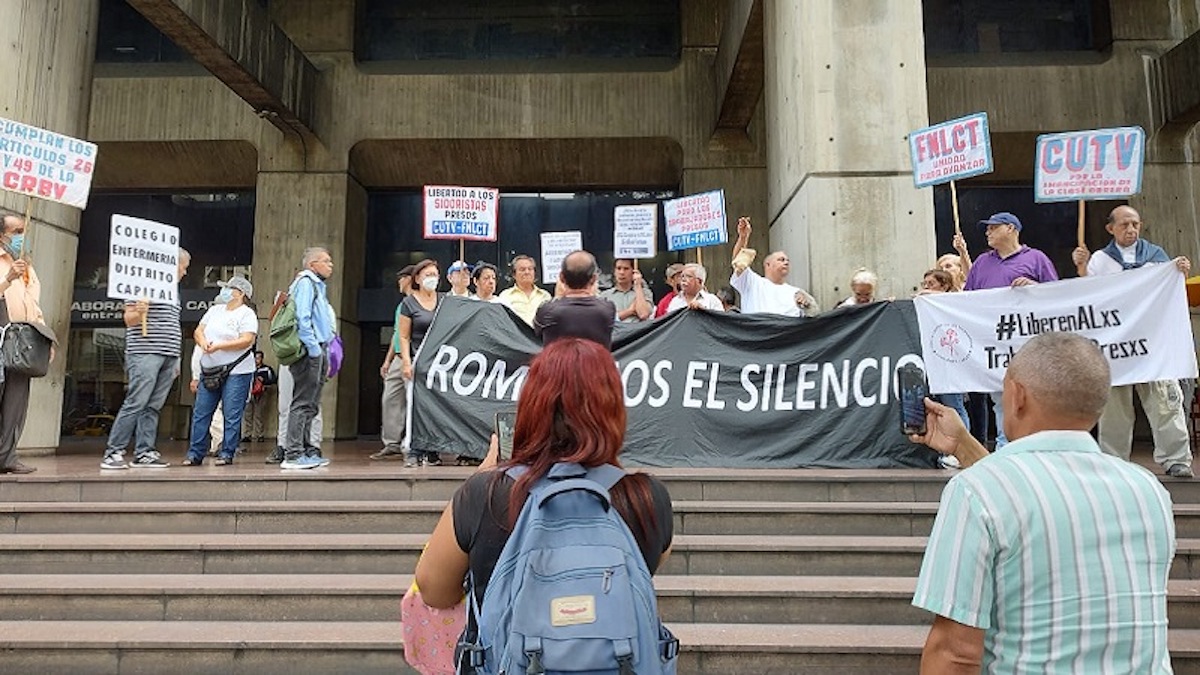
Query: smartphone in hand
xmin=898 ymin=363 xmax=928 ymax=436
xmin=494 ymin=411 xmax=517 ymax=461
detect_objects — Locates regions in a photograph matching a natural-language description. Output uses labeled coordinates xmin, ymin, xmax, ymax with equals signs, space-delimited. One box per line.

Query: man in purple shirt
xmin=963 ymin=212 xmax=1059 ymax=448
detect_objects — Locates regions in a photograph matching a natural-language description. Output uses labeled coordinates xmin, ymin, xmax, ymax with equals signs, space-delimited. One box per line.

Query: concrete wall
xmin=1 ymin=0 xmax=99 ymax=451
xmin=764 ymin=0 xmax=935 ymax=307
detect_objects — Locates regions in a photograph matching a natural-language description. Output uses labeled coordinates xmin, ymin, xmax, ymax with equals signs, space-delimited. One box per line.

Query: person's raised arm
xmin=920 ymin=616 xmax=984 ymax=675
xmin=731 ymin=217 xmax=751 ymax=269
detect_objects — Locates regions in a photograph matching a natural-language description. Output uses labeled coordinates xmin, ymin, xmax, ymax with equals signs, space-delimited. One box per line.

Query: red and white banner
xmin=0 ymin=116 xmax=97 ymax=209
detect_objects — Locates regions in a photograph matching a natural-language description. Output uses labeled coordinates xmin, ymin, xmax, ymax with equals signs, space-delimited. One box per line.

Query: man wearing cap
xmin=498 ymin=254 xmax=551 ymax=325
xmin=600 ymin=258 xmax=653 ymax=322
xmin=447 ymin=260 xmax=472 ymax=298
xmin=729 ymin=217 xmax=819 ymax=317
xmin=654 ymin=263 xmax=685 ymax=318
xmin=372 ymin=264 xmax=416 ymax=460
xmin=964 ymin=212 xmax=1059 ymax=449
xmin=102 ymin=248 xmax=191 ymax=470
xmin=1071 ymin=205 xmax=1194 ymax=478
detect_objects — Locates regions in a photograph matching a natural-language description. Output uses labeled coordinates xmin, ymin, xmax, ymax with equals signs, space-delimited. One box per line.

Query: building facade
xmin=1 ymin=0 xmax=1198 ymax=447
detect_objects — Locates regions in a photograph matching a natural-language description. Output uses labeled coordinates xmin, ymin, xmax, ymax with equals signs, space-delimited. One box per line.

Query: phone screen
xmin=898 ymin=364 xmax=928 ymax=436
xmin=494 ymin=411 xmax=517 ymax=461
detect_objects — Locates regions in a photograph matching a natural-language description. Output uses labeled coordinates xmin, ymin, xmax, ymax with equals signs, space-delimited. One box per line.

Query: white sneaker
xmin=938 ymin=455 xmax=961 ymax=469
xmin=101 ymin=454 xmax=128 ymax=470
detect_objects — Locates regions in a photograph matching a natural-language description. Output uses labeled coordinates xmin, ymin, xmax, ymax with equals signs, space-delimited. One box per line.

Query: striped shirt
xmin=125 ymin=301 xmax=182 ymax=357
xmin=913 ymin=430 xmax=1175 ymax=674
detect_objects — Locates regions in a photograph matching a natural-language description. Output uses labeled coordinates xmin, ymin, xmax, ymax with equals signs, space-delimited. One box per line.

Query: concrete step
xmin=1 ymin=621 xmax=1198 ymax=675
xmin=5 ymin=533 xmax=1200 ymax=579
xmin=5 ymin=468 xmax=1198 ymax=504
xmin=0 ymin=500 xmax=941 ymax=536
xmin=10 ymin=574 xmax=1200 ymax=628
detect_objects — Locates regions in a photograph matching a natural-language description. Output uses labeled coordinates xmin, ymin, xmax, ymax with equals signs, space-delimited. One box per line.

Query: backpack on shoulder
xmin=459 ymin=462 xmax=679 ymax=675
xmin=268 ymin=288 xmax=304 ymax=366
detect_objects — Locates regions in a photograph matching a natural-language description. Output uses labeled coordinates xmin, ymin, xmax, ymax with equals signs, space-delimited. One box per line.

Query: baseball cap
xmin=977 ymin=212 xmax=1022 ymax=231
xmin=448 ymin=260 xmax=472 ymax=274
xmin=218 ymin=275 xmax=253 ymax=299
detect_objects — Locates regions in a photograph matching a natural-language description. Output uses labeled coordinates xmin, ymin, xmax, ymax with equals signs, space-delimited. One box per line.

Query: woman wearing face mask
xmin=399 ymin=259 xmax=444 ymax=467
xmin=183 ymin=276 xmax=258 ymax=466
xmin=0 ymin=213 xmax=46 ymax=474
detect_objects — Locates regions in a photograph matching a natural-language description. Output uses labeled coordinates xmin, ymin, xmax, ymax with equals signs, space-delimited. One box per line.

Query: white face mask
xmin=421 ymin=276 xmax=439 ymax=291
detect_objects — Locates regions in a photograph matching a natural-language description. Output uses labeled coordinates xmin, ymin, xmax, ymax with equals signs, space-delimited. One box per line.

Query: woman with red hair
xmin=414 ymin=337 xmax=674 ymax=609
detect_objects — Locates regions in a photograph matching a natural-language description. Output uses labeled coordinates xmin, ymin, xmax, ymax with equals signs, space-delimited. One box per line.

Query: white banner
xmin=540 ymin=231 xmax=583 ymax=284
xmin=423 ymin=185 xmax=499 ymax=241
xmin=107 ymin=215 xmax=182 ymax=305
xmin=664 ymin=190 xmax=727 ymax=251
xmin=915 ymin=264 xmax=1197 ymax=393
xmin=0 ymin=116 xmax=98 ymax=209
xmin=613 ymin=204 xmax=657 ymax=259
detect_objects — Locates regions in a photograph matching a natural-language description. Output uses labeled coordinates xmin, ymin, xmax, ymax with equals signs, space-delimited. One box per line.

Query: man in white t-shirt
xmin=665 ymin=263 xmax=724 ymax=314
xmin=1072 ymin=204 xmax=1194 ymax=478
xmin=729 ymin=217 xmax=819 ymax=316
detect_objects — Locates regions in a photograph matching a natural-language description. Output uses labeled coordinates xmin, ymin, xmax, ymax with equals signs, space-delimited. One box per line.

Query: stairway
xmin=2 ymin=467 xmax=1200 ymax=673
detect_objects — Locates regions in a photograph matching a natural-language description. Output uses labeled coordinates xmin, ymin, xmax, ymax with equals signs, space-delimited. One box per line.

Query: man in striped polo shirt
xmin=911 ymin=332 xmax=1175 ymax=673
xmin=102 ymin=249 xmax=191 ymax=469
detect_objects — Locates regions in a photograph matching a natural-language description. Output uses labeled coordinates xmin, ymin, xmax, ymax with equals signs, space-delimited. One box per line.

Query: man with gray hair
xmin=102 ymin=248 xmax=192 ymax=469
xmin=910 ymin=332 xmax=1174 ymax=673
xmin=281 ymin=247 xmax=335 ymax=470
xmin=665 ymin=263 xmax=723 ymax=313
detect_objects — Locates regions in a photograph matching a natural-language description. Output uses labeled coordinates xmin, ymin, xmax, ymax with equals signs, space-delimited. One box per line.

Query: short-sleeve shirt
xmin=913 ymin=431 xmax=1174 ymax=673
xmin=401 ymin=293 xmax=441 ymax=354
xmin=497 ymin=286 xmax=552 ymax=325
xmin=125 ymin=301 xmax=182 ymax=357
xmin=963 ymin=246 xmax=1059 ymax=290
xmin=665 ymin=290 xmax=723 ymax=314
xmin=599 ymin=285 xmax=654 ymax=322
xmin=196 ymin=304 xmax=258 ymax=375
xmin=453 ymin=470 xmax=674 ymax=604
xmin=533 ymin=296 xmax=616 ymax=349
xmin=730 ymin=268 xmax=807 ymax=316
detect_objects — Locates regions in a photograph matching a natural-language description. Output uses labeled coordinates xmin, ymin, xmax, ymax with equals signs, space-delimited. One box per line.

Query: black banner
xmin=411 ymin=297 xmax=937 ymax=469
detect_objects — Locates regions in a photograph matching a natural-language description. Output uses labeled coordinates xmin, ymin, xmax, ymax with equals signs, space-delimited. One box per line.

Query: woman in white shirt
xmin=183 ymin=276 xmax=258 ymax=466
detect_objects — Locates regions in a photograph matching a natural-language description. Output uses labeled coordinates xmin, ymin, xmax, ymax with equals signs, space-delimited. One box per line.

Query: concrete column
xmin=253 ymin=171 xmax=364 ymax=440
xmin=0 ymin=0 xmax=99 ymax=452
xmin=763 ymin=0 xmax=934 ymax=307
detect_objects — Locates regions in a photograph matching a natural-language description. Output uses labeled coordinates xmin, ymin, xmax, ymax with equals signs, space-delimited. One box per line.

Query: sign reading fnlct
xmin=613 ymin=204 xmax=658 ymax=259
xmin=107 ymin=215 xmax=182 ymax=305
xmin=909 ymin=112 xmax=992 ymax=188
xmin=423 ymin=185 xmax=499 ymax=240
xmin=664 ymin=190 xmax=727 ymax=252
xmin=0 ymin=116 xmax=98 ymax=209
xmin=1035 ymin=126 xmax=1145 ymax=202
xmin=540 ymin=231 xmax=583 ymax=284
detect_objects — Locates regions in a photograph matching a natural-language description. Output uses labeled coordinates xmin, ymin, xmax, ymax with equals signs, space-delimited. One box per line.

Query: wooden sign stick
xmin=21 ymin=195 xmax=33 ymax=283
xmin=141 ymin=297 xmax=149 ymax=336
xmin=1077 ymin=200 xmax=1086 ymax=249
xmin=459 ymin=238 xmax=465 ymax=262
xmin=950 ymin=180 xmax=961 ymax=236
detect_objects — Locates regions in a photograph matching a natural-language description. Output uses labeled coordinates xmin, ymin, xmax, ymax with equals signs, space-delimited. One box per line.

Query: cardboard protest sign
xmin=540 ymin=231 xmax=583 ymax=284
xmin=1035 ymin=126 xmax=1145 ymax=202
xmin=0 ymin=117 xmax=98 ymax=209
xmin=107 ymin=215 xmax=182 ymax=305
xmin=613 ymin=204 xmax=658 ymax=259
xmin=909 ymin=112 xmax=992 ymax=188
xmin=423 ymin=185 xmax=500 ymax=240
xmin=664 ymin=190 xmax=727 ymax=252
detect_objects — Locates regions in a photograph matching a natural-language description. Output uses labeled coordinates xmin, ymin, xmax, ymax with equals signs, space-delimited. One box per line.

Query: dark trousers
xmin=0 ymin=372 xmax=32 ymax=468
xmin=285 ymin=349 xmax=327 ymax=460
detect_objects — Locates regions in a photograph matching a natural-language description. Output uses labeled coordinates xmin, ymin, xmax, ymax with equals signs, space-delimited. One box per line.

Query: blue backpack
xmin=459 ymin=462 xmax=679 ymax=675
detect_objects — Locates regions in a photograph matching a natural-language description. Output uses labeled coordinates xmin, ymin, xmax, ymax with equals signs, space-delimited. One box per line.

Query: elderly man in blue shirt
xmin=281 ymin=247 xmax=336 ymax=470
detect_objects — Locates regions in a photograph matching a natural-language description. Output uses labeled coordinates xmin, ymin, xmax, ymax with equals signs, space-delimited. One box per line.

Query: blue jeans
xmin=106 ymin=353 xmax=178 ymax=459
xmin=990 ymin=392 xmax=1007 ymax=449
xmin=933 ymin=393 xmax=970 ymax=433
xmin=188 ymin=372 xmax=252 ymax=462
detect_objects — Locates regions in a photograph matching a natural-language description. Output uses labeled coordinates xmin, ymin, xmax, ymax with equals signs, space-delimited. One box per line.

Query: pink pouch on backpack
xmin=401 ymin=581 xmax=466 ymax=675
